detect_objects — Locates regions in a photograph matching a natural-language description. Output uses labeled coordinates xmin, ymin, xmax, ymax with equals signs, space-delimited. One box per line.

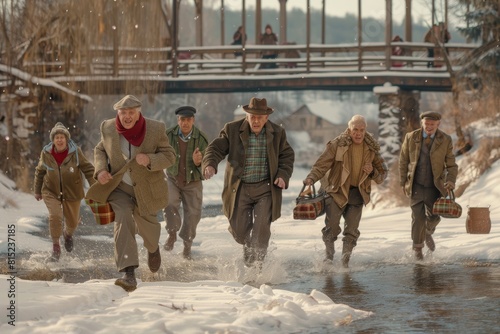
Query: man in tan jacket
xmin=86 ymin=95 xmax=176 ymax=291
xmin=304 ymin=115 xmax=388 ymax=268
xmin=399 ymin=111 xmax=457 ymax=261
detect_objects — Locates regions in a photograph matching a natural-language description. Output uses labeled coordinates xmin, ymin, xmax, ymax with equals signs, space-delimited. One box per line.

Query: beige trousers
xmin=108 ymin=182 xmax=161 ymax=272
xmin=43 ymin=194 xmax=81 ymax=244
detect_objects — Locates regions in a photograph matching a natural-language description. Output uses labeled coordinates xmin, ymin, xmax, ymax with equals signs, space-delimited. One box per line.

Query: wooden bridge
xmin=13 ymin=41 xmax=477 ymax=95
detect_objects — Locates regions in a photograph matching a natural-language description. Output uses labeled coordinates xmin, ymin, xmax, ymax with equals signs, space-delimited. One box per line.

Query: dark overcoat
xmin=202 ymin=118 xmax=294 ymax=222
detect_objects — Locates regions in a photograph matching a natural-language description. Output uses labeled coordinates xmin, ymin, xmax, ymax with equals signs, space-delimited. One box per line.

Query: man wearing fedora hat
xmin=202 ymin=97 xmax=294 ymax=267
xmin=400 ymin=111 xmax=458 ymax=261
xmin=162 ymin=106 xmax=209 ymax=259
xmin=86 ymin=94 xmax=176 ymax=291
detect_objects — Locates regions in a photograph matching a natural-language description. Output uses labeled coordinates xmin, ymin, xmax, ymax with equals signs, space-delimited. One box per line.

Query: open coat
xmin=399 ymin=128 xmax=457 ymax=198
xmin=307 ymin=130 xmax=388 ymax=208
xmin=202 ymin=118 xmax=294 ymax=222
xmin=86 ymin=118 xmax=176 ymax=216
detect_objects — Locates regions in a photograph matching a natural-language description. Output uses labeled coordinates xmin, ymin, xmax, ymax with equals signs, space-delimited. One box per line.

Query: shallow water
xmin=7 ymin=207 xmax=500 ymax=333
xmin=276 ymin=260 xmax=500 ymax=333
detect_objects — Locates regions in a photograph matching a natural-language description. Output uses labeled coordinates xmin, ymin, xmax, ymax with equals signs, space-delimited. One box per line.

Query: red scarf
xmin=51 ymin=147 xmax=68 ymax=166
xmin=115 ymin=114 xmax=146 ymax=146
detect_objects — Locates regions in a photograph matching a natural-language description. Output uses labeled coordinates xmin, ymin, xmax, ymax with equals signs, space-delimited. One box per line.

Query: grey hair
xmin=348 ymin=115 xmax=367 ymax=129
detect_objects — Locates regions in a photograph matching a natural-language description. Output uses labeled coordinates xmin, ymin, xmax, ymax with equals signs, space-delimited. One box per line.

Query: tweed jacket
xmin=86 ymin=118 xmax=176 ymax=216
xmin=399 ymin=128 xmax=457 ymax=197
xmin=34 ymin=140 xmax=95 ymax=201
xmin=202 ymin=118 xmax=295 ymax=222
xmin=307 ymin=130 xmax=388 ymax=208
xmin=166 ymin=124 xmax=209 ymax=183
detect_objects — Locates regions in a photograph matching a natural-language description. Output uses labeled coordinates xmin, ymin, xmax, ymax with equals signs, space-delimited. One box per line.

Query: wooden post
xmin=321 ymin=0 xmax=326 ymax=64
xmin=385 ymin=0 xmax=392 ymax=70
xmin=357 ymin=0 xmax=362 ymax=71
xmin=221 ymin=0 xmax=225 ymax=58
xmin=172 ymin=0 xmax=179 ymax=78
xmin=279 ymin=0 xmax=287 ymax=44
xmin=242 ymin=0 xmax=246 ymax=74
xmin=306 ymin=0 xmax=310 ymax=72
xmin=256 ymin=0 xmax=261 ymax=45
xmin=405 ymin=0 xmax=412 ymax=42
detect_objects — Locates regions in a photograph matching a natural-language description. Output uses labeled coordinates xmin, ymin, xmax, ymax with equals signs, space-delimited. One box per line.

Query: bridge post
xmin=373 ymin=83 xmax=420 ymax=166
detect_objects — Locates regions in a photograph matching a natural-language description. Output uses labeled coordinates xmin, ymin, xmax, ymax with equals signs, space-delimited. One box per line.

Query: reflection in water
xmin=323 ymin=273 xmax=366 ymax=306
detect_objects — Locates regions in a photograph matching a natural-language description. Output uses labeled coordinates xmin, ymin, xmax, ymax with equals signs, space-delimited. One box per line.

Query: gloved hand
xmin=444 ymin=181 xmax=455 ymax=190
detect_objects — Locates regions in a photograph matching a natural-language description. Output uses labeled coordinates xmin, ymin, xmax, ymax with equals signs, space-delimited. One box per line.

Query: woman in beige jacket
xmin=34 ymin=122 xmax=95 ymax=261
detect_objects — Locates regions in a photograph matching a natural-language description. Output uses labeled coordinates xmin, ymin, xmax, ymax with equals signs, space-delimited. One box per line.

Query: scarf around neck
xmin=115 ymin=113 xmax=146 ymax=146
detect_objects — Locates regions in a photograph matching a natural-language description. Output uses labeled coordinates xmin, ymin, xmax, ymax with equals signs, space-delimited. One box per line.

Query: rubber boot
xmin=183 ymin=240 xmax=192 ymax=260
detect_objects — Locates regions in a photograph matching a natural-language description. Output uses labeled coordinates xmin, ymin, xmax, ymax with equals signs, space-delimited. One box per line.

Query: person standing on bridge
xmin=86 ymin=94 xmax=176 ymax=292
xmin=202 ymin=97 xmax=294 ymax=268
xmin=304 ymin=115 xmax=388 ymax=268
xmin=232 ymin=26 xmax=247 ymax=58
xmin=399 ymin=111 xmax=457 ymax=261
xmin=259 ymin=24 xmax=278 ymax=69
xmin=33 ymin=122 xmax=96 ymax=262
xmin=162 ymin=106 xmax=209 ymax=260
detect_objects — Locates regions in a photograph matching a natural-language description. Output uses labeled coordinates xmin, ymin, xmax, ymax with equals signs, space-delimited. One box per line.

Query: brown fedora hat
xmin=242 ymin=97 xmax=274 ymax=115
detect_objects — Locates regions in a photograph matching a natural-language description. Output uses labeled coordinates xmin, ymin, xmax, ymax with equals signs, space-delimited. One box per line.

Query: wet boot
xmin=322 ymin=227 xmax=336 ymax=262
xmin=414 ymin=247 xmax=424 ymax=261
xmin=342 ymin=241 xmax=354 ymax=268
xmin=324 ymin=242 xmax=335 ymax=262
xmin=163 ymin=231 xmax=177 ymax=251
xmin=63 ymin=231 xmax=73 ymax=252
xmin=115 ymin=266 xmax=137 ymax=292
xmin=243 ymin=245 xmax=255 ymax=267
xmin=48 ymin=243 xmax=61 ymax=262
xmin=183 ymin=240 xmax=192 ymax=260
xmin=425 ymin=234 xmax=435 ymax=252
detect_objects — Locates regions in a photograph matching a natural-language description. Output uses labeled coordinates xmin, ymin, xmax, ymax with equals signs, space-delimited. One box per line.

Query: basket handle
xmin=299 ymin=184 xmax=316 ymax=198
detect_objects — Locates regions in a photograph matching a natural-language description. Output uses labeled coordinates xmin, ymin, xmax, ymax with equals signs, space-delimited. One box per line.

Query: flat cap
xmin=113 ymin=95 xmax=142 ymax=111
xmin=420 ymin=111 xmax=441 ymax=120
xmin=175 ymin=106 xmax=196 ymax=117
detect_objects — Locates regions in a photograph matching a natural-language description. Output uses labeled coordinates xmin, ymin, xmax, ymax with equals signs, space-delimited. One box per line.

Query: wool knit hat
xmin=50 ymin=122 xmax=70 ymax=142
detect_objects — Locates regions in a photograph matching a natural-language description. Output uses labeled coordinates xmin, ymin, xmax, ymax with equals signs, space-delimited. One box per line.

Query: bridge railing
xmin=15 ymin=42 xmax=478 ymax=79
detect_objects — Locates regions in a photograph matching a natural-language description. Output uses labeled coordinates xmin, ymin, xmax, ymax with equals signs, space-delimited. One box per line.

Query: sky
xmin=221 ymin=0 xmax=443 ymax=23
xmin=0 ymin=115 xmax=499 ymax=333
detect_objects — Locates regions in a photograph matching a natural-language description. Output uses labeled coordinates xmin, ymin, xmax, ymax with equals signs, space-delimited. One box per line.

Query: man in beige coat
xmin=202 ymin=97 xmax=294 ymax=267
xmin=304 ymin=115 xmax=388 ymax=268
xmin=86 ymin=95 xmax=176 ymax=291
xmin=399 ymin=111 xmax=457 ymax=260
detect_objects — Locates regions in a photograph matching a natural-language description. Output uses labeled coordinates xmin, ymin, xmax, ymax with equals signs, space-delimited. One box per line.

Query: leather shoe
xmin=148 ymin=247 xmax=161 ymax=273
xmin=425 ymin=234 xmax=435 ymax=252
xmin=163 ymin=232 xmax=177 ymax=251
xmin=341 ymin=252 xmax=351 ymax=268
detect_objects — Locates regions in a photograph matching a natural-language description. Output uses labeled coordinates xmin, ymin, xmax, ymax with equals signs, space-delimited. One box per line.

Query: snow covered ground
xmin=0 ymin=119 xmax=499 ymax=333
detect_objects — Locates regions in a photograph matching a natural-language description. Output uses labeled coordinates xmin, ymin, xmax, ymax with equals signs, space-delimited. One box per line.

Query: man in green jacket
xmin=202 ymin=97 xmax=294 ymax=268
xmin=163 ymin=106 xmax=209 ymax=259
xmin=399 ymin=111 xmax=458 ymax=260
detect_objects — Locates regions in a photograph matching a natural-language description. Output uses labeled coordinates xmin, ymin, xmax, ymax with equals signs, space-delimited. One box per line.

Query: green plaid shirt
xmin=242 ymin=128 xmax=269 ymax=183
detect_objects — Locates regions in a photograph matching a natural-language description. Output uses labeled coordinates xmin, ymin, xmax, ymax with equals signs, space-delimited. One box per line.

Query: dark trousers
xmin=229 ymin=181 xmax=272 ymax=260
xmin=322 ymin=187 xmax=364 ymax=248
xmin=410 ymin=183 xmax=441 ymax=247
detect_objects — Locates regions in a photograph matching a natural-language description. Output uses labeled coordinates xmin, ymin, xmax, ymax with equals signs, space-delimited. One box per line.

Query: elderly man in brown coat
xmin=86 ymin=95 xmax=176 ymax=291
xmin=399 ymin=111 xmax=458 ymax=261
xmin=304 ymin=115 xmax=388 ymax=268
xmin=202 ymin=97 xmax=294 ymax=268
